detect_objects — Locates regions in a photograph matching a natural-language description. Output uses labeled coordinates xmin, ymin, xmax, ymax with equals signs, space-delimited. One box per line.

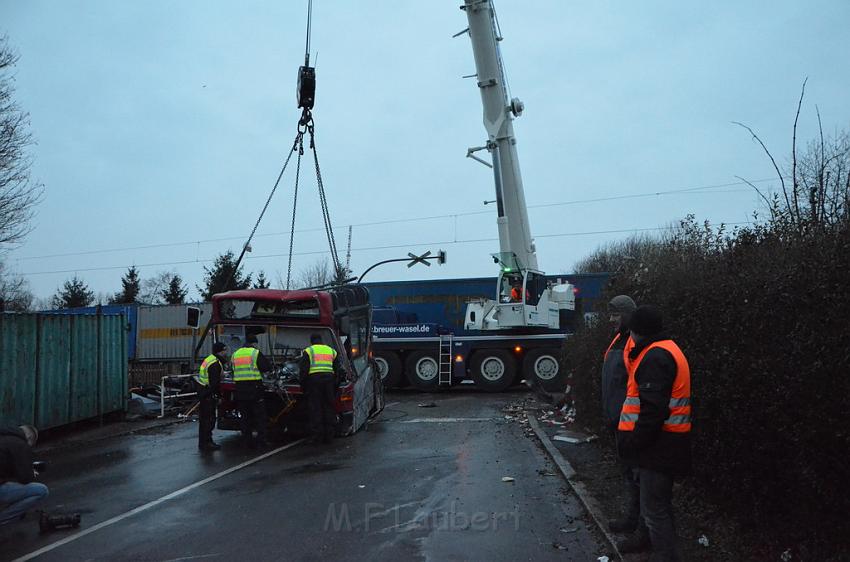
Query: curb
xmin=527 ymin=415 xmax=623 ymax=562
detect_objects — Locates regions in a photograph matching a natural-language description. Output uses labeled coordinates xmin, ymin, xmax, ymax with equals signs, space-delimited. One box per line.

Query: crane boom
xmin=461 ymin=0 xmax=575 ymax=331
xmin=463 ymin=0 xmax=537 ymax=272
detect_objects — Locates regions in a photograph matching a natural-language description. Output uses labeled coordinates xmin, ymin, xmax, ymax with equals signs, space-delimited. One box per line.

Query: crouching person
xmin=0 ymin=425 xmax=49 ymax=525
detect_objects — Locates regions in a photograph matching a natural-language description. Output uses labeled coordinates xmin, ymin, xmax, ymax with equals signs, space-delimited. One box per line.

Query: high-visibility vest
xmin=603 ymin=333 xmax=635 ymax=367
xmin=232 ymin=347 xmax=261 ymax=382
xmin=305 ymin=344 xmax=337 ymax=375
xmin=198 ymin=354 xmax=219 ymax=386
xmin=618 ymin=340 xmax=691 ymax=433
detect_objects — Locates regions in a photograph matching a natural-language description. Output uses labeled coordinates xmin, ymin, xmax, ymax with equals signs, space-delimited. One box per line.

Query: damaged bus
xmin=200 ymin=286 xmax=383 ymax=437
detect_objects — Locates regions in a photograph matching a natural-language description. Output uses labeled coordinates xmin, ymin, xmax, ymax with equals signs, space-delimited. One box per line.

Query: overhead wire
xmin=11 ymin=177 xmax=780 ymax=263
xmin=19 ymin=221 xmax=754 ymax=277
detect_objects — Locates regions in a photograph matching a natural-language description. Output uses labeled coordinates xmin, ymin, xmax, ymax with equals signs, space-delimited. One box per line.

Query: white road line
xmin=400 ymin=417 xmax=494 ymax=423
xmin=13 ymin=439 xmax=307 ymax=562
xmin=384 ymin=401 xmax=400 ymax=408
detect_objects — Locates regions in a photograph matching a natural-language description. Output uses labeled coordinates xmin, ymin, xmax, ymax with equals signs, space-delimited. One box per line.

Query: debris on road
xmin=553 ymin=430 xmax=598 ymax=444
xmin=780 ymin=548 xmax=792 ymax=561
xmin=597 ymin=556 xmax=610 ymax=562
xmin=560 ymin=526 xmax=579 ymax=533
xmin=698 ymin=534 xmax=710 ymax=547
xmin=551 ymin=542 xmax=568 ymax=550
xmin=417 ymin=402 xmax=437 ymax=408
xmin=358 ymin=485 xmax=366 ymax=489
xmin=501 ymin=476 xmax=515 ymax=483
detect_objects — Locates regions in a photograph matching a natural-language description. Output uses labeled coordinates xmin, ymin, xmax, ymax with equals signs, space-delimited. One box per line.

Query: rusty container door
xmin=0 ymin=314 xmax=38 ymax=425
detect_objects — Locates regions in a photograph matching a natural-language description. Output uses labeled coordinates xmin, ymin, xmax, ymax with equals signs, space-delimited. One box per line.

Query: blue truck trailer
xmin=363 ymin=273 xmax=609 ymax=392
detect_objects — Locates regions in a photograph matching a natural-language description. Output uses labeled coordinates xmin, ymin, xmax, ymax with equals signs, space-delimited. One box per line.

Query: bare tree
xmin=0 ymin=36 xmax=43 ymax=248
xmin=138 ymin=270 xmax=174 ymax=304
xmin=734 ymin=79 xmax=850 ymax=233
xmin=0 ymin=258 xmax=34 ymax=311
xmin=293 ymin=257 xmax=334 ymax=289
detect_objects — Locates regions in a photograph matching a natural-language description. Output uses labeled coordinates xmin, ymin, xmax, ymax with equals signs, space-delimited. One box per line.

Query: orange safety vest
xmin=603 ymin=333 xmax=636 ymax=368
xmin=618 ymin=340 xmax=691 ymax=433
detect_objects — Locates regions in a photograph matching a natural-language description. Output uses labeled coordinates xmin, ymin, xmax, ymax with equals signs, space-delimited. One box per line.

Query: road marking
xmin=12 ymin=439 xmax=306 ymax=562
xmin=401 ymin=417 xmax=494 ymax=423
xmin=162 ymin=554 xmax=221 ymax=562
xmin=384 ymin=401 xmax=400 ymax=407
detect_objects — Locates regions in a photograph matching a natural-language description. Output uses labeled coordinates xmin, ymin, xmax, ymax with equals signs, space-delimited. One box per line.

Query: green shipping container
xmin=0 ymin=312 xmax=128 ymax=429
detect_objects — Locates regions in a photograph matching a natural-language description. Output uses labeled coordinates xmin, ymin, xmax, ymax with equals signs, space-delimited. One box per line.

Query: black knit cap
xmin=630 ymin=305 xmax=664 ymax=336
xmin=212 ymin=342 xmax=227 ymax=353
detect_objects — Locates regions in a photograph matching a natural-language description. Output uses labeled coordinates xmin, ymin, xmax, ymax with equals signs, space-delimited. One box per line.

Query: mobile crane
xmin=371 ymin=1 xmax=580 ymax=393
xmin=461 ymin=0 xmax=576 ymax=332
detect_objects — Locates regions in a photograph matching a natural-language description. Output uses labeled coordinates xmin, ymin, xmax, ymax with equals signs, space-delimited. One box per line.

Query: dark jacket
xmin=0 ymin=425 xmax=34 ymax=485
xmin=601 ymin=328 xmax=631 ymax=431
xmin=617 ymin=333 xmax=692 ymax=478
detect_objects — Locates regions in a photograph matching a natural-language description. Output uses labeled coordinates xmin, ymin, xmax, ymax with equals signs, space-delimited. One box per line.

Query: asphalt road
xmin=1 ymin=390 xmax=608 ymax=561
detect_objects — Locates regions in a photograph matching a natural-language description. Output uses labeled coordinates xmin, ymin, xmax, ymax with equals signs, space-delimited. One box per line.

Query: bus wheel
xmin=375 ymin=351 xmax=404 ymax=388
xmin=471 ymin=349 xmax=516 ymax=392
xmin=523 ymin=348 xmax=564 ymax=392
xmin=405 ymin=350 xmax=440 ymax=391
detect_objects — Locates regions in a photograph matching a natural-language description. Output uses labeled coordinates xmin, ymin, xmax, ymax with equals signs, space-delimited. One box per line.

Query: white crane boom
xmin=461 ymin=0 xmax=575 ymax=331
xmin=463 ymin=0 xmax=537 ymax=273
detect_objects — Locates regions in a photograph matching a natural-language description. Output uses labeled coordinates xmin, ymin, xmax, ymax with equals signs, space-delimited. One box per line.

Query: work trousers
xmin=305 ymin=373 xmax=337 ymax=442
xmin=0 ymin=482 xmax=49 ymax=525
xmin=639 ymin=467 xmax=680 ymax=562
xmin=610 ymin=431 xmax=642 ymax=528
xmin=235 ymin=381 xmax=267 ymax=446
xmin=197 ymin=387 xmax=217 ymax=448
xmin=622 ymin=462 xmax=643 ymax=528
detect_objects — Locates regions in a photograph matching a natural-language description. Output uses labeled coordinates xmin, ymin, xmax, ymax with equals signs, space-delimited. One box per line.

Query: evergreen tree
xmin=197 ymin=250 xmax=252 ymax=300
xmin=111 ymin=266 xmax=141 ymax=304
xmin=51 ymin=275 xmax=94 ymax=308
xmin=253 ymin=270 xmax=271 ymax=289
xmin=161 ymin=274 xmax=188 ymax=304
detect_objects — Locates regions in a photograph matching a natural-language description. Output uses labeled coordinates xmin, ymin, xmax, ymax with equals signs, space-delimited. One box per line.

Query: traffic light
xmin=186 ymin=306 xmax=202 ymax=329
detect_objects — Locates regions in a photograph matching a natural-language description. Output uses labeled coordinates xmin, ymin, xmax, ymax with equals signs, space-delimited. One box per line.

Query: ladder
xmin=438 ymin=334 xmax=454 ymax=386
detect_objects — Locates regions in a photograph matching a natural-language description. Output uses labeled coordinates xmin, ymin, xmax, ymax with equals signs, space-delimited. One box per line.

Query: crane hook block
xmin=297 ymin=65 xmax=316 ymax=109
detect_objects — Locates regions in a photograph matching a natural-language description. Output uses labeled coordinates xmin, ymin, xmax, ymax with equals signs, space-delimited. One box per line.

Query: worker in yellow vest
xmin=196 ymin=342 xmax=229 ymax=452
xmin=232 ymin=334 xmax=272 ymax=449
xmin=299 ymin=334 xmax=342 ymax=444
xmin=617 ymin=305 xmax=691 ymax=561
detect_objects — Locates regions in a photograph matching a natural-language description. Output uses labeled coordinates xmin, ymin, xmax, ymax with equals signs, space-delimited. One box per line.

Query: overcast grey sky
xmin=2 ymin=0 xmax=849 ymax=302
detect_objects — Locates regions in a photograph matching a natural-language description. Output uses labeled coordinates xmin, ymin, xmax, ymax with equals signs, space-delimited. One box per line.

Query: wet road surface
xmin=1 ymin=390 xmax=607 ymax=561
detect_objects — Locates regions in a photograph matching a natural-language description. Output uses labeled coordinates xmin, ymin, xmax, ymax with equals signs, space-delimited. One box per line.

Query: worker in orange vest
xmin=509 ymin=278 xmax=530 ymax=303
xmin=601 ymin=295 xmax=643 ymax=539
xmin=616 ymin=305 xmax=691 ymax=561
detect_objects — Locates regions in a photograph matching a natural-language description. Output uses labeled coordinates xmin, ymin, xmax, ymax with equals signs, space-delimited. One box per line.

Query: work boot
xmin=616 ymin=529 xmax=651 ymax=554
xmin=608 ymin=516 xmax=638 ymax=533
